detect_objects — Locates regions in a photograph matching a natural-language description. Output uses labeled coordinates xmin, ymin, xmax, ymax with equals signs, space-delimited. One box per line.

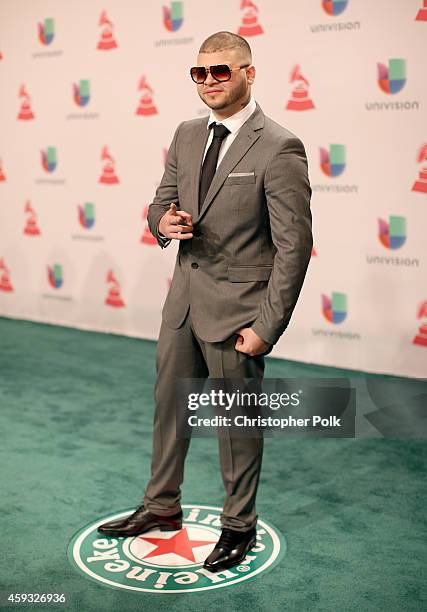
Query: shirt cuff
xmin=157 ymin=228 xmax=171 ymax=248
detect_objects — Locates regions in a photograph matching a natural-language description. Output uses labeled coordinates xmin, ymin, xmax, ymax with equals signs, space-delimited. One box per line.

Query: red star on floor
xmin=139 ymin=528 xmax=217 ymax=562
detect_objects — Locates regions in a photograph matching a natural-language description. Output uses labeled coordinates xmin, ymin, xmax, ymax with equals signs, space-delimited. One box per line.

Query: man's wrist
xmin=156 ymin=222 xmax=170 ymax=248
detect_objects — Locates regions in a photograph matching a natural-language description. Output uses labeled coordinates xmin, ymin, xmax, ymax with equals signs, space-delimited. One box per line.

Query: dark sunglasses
xmin=190 ymin=63 xmax=250 ymax=84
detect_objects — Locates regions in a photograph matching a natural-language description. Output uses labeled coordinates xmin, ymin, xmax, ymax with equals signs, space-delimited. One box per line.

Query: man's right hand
xmin=158 ymin=203 xmax=193 ymax=240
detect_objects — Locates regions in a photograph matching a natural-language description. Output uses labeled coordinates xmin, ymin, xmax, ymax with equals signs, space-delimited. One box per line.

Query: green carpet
xmin=0 ymin=317 xmax=425 ymax=611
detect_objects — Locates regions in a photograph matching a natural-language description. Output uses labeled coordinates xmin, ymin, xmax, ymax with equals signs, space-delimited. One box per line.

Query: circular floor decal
xmin=68 ymin=504 xmax=286 ymax=593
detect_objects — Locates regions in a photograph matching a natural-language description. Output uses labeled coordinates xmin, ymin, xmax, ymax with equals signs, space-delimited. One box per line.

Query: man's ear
xmin=247 ymin=65 xmax=256 ymax=84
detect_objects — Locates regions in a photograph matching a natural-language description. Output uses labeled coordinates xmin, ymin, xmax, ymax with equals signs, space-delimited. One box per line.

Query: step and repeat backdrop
xmin=0 ymin=0 xmax=426 ymax=377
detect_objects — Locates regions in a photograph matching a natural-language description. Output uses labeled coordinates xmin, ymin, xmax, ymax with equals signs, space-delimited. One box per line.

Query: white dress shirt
xmin=204 ymin=96 xmax=257 ymax=168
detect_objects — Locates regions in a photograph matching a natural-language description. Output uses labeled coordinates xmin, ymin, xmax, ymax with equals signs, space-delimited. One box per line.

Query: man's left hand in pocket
xmin=235 ymin=328 xmax=271 ymax=356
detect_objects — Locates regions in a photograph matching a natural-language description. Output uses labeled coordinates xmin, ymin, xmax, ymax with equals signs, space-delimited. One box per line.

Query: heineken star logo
xmin=137 ymin=527 xmax=217 ymax=563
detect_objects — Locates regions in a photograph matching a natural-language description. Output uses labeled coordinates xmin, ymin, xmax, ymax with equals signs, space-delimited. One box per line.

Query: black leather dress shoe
xmin=203 ymin=527 xmax=256 ymax=572
xmin=97 ymin=505 xmax=183 ymax=537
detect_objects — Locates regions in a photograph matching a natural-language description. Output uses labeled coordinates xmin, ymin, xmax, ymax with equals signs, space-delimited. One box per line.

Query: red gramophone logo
xmin=17 ymin=84 xmax=35 ymax=121
xmin=99 ymin=146 xmax=119 ymax=184
xmin=412 ymin=301 xmax=427 ymax=347
xmin=136 ymin=76 xmax=158 ymax=116
xmin=411 ymin=143 xmax=427 ymax=194
xmin=311 ymin=246 xmax=317 ymax=257
xmin=416 ymin=0 xmax=427 ymax=21
xmin=105 ymin=269 xmax=125 ymax=308
xmin=237 ymin=0 xmax=264 ymax=36
xmin=286 ymin=65 xmax=315 ymax=111
xmin=0 ymin=158 xmax=6 ymax=182
xmin=97 ymin=10 xmax=118 ymax=50
xmin=0 ymin=258 xmax=14 ymax=292
xmin=0 ymin=50 xmax=3 ymax=60
xmin=140 ymin=205 xmax=157 ymax=245
xmin=24 ymin=200 xmax=41 ymax=236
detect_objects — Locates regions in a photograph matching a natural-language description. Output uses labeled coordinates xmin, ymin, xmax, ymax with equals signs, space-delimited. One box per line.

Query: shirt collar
xmin=207 ymin=97 xmax=257 ymax=135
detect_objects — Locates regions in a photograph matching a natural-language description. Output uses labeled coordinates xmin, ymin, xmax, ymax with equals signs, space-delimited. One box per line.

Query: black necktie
xmin=199 ymin=123 xmax=230 ymax=211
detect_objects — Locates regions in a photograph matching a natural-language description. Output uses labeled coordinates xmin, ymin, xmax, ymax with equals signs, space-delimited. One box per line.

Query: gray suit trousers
xmin=143 ymin=311 xmax=265 ymax=532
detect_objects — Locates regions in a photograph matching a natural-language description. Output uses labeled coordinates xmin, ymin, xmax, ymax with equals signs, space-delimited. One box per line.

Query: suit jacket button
xmin=191 ymin=262 xmax=199 ymax=269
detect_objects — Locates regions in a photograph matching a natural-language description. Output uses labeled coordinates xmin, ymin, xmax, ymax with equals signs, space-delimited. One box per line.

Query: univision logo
xmin=41 ymin=147 xmax=57 ymax=173
xmin=163 ymin=2 xmax=183 ymax=31
xmin=320 ymin=144 xmax=346 ymax=177
xmin=322 ymin=292 xmax=347 ymax=324
xmin=377 ymin=59 xmax=406 ymax=95
xmin=47 ymin=264 xmax=63 ymax=289
xmin=378 ymin=216 xmax=406 ymax=250
xmin=73 ymin=80 xmax=90 ymax=107
xmin=38 ymin=18 xmax=54 ymax=45
xmin=322 ymin=0 xmax=348 ymax=16
xmin=78 ymin=203 xmax=95 ymax=229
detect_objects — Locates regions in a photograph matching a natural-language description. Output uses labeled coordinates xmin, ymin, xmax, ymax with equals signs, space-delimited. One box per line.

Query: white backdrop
xmin=0 ymin=0 xmax=426 ymax=378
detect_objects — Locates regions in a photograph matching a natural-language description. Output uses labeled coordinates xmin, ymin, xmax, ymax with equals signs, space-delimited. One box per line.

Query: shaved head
xmin=199 ymin=31 xmax=252 ymax=64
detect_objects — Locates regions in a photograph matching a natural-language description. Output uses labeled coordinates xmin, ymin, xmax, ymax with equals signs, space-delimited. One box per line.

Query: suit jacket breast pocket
xmin=224 ymin=173 xmax=256 ymax=186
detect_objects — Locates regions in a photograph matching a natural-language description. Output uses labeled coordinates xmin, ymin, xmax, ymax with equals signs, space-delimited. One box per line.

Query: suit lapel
xmin=197 ymin=105 xmax=264 ymax=221
xmin=190 ymin=118 xmax=210 ymax=219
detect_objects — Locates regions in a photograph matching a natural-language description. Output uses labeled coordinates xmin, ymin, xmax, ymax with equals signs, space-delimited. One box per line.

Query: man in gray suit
xmin=99 ymin=31 xmax=312 ymax=572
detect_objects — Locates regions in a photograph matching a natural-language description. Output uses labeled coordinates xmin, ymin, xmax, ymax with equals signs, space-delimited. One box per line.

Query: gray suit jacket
xmin=148 ymin=103 xmax=312 ymax=346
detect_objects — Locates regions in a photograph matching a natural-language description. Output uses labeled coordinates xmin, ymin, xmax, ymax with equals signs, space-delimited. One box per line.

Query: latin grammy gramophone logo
xmin=237 ymin=0 xmax=264 ymax=37
xmin=135 ymin=76 xmax=158 ymax=116
xmin=415 ymin=0 xmax=427 ymax=21
xmin=24 ymin=200 xmax=41 ymax=236
xmin=0 ymin=158 xmax=6 ymax=181
xmin=412 ymin=143 xmax=427 ymax=194
xmin=413 ymin=301 xmax=427 ymax=347
xmin=97 ymin=10 xmax=118 ymax=50
xmin=99 ymin=146 xmax=119 ymax=184
xmin=0 ymin=259 xmax=14 ymax=293
xmin=105 ymin=270 xmax=125 ymax=308
xmin=38 ymin=18 xmax=54 ymax=45
xmin=17 ymin=84 xmax=35 ymax=121
xmin=67 ymin=504 xmax=284 ymax=593
xmin=141 ymin=205 xmax=157 ymax=245
xmin=285 ymin=65 xmax=315 ymax=111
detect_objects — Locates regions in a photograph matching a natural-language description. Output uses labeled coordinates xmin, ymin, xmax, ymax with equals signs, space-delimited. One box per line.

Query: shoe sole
xmin=203 ymin=535 xmax=257 ymax=573
xmin=97 ymin=522 xmax=183 ymax=537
